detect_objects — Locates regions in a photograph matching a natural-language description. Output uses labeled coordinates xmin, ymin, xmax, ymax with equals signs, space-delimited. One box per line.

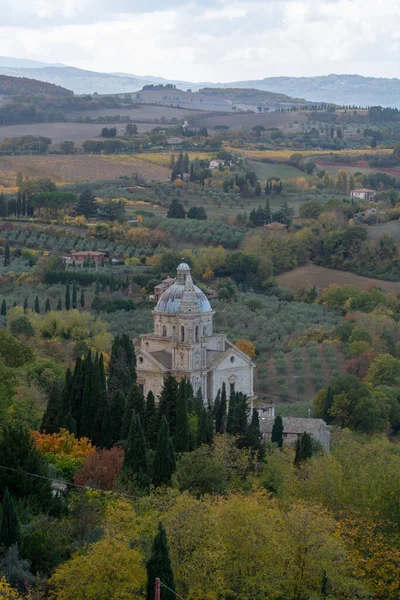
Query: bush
xmin=176 ymin=447 xmax=228 ymax=496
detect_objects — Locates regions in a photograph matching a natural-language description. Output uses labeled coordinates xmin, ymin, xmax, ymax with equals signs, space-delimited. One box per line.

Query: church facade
xmin=135 ymin=263 xmax=255 ymax=402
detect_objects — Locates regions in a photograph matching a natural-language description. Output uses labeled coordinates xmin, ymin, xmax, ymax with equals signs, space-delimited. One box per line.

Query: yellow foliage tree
xmin=235 ymin=339 xmax=256 ymax=359
xmin=0 ymin=578 xmax=22 ymax=600
xmin=32 ymin=429 xmax=95 ymax=459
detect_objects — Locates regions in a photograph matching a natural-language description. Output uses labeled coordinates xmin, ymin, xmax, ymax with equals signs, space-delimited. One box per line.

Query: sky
xmin=0 ymin=0 xmax=399 ymax=81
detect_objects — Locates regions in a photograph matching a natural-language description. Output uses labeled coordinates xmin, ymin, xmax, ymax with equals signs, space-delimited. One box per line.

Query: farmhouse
xmin=259 ymin=415 xmax=331 ymax=452
xmin=65 ymin=251 xmax=105 ymax=268
xmin=353 ymin=207 xmax=379 ymax=223
xmin=350 ymin=188 xmax=376 ymax=200
xmin=264 ymin=222 xmax=288 ymax=233
xmin=167 ymin=137 xmax=184 ymax=145
xmin=209 ymin=159 xmax=224 ymax=169
xmin=135 ymin=263 xmax=255 ymax=401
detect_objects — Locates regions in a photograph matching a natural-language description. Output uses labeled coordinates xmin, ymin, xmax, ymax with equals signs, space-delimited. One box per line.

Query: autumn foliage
xmin=32 ymin=429 xmax=95 ymax=459
xmin=235 ymin=339 xmax=257 ymax=359
xmin=73 ymin=447 xmax=124 ymax=490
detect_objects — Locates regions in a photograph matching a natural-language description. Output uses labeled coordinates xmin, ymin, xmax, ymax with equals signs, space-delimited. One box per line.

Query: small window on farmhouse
xmin=162 ymin=325 xmax=167 ymax=337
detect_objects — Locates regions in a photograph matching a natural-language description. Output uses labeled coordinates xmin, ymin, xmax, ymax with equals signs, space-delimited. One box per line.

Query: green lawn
xmin=247 ymin=159 xmax=304 ymax=181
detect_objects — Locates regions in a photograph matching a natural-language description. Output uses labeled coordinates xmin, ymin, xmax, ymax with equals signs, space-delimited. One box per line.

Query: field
xmin=367 ymin=221 xmax=400 ymax=243
xmin=316 ymin=160 xmax=400 ymax=180
xmin=276 ymin=263 xmax=400 ymax=294
xmin=229 ymin=147 xmax=394 ymax=161
xmin=0 ymin=154 xmax=171 ymax=191
xmin=247 ymin=159 xmax=303 ymax=181
xmin=192 ymin=111 xmax=307 ymax=131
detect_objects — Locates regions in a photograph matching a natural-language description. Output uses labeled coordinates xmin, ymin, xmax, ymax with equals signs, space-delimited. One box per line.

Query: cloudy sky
xmin=0 ymin=0 xmax=399 ymax=81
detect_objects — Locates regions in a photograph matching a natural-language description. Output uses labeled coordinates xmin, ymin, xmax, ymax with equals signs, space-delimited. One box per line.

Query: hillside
xmin=199 ymin=87 xmax=307 ymax=105
xmin=0 ymin=74 xmax=72 ymax=97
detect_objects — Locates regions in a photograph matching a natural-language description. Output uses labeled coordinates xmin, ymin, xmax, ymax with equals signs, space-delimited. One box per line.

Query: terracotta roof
xmin=71 ymin=251 xmax=105 ymax=257
xmin=259 ymin=416 xmax=327 ymax=435
xmin=351 ymin=188 xmax=376 ymax=193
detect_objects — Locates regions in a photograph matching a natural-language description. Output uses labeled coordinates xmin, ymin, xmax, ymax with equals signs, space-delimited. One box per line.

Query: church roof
xmin=155 ymin=263 xmax=212 ymax=315
xmin=150 ymin=350 xmax=173 ymax=369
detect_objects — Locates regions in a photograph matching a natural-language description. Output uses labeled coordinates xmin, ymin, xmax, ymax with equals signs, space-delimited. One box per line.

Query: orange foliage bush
xmin=32 ymin=428 xmax=95 ymax=459
xmin=235 ymin=339 xmax=257 ymax=359
xmin=73 ymin=447 xmax=124 ymax=490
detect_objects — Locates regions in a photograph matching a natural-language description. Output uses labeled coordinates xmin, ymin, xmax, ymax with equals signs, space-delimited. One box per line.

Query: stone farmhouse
xmin=350 ymin=188 xmax=376 ymax=201
xmin=259 ymin=413 xmax=331 ymax=452
xmin=65 ymin=251 xmax=105 ymax=268
xmin=135 ymin=263 xmax=255 ymax=401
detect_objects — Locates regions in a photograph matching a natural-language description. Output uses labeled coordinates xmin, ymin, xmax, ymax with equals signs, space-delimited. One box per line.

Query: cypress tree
xmin=108 ymin=334 xmax=137 ymax=398
xmin=146 ymin=522 xmax=175 ymax=600
xmin=0 ymin=488 xmax=21 ymax=548
xmin=215 ymin=382 xmax=227 ymax=433
xmin=294 ymin=432 xmax=313 ymax=467
xmin=226 ymin=391 xmax=236 ymax=434
xmin=152 ymin=416 xmax=176 ymax=487
xmin=174 ymin=379 xmax=190 ymax=453
xmin=4 ymin=241 xmax=10 ymax=267
xmin=245 ymin=408 xmax=262 ymax=454
xmin=72 ymin=281 xmax=77 ymax=309
xmin=130 ymin=383 xmax=146 ymax=425
xmin=121 ymin=384 xmax=143 ymax=439
xmin=145 ymin=391 xmax=158 ymax=449
xmin=56 ymin=298 xmax=62 ymax=311
xmin=79 ymin=351 xmax=94 ymax=438
xmin=41 ymin=377 xmax=64 ymax=434
xmin=80 ymin=288 xmax=85 ymax=308
xmin=65 ymin=284 xmax=71 ymax=311
xmin=197 ymin=405 xmax=214 ymax=447
xmin=323 ymin=387 xmax=334 ymax=423
xmin=23 ymin=298 xmax=28 ymax=313
xmin=226 ymin=392 xmax=249 ymax=448
xmin=271 ymin=415 xmax=284 ymax=448
xmin=0 ymin=299 xmax=6 ymax=316
xmin=124 ymin=411 xmax=148 ymax=486
xmin=45 ymin=298 xmax=51 ymax=312
xmin=101 ymin=389 xmax=126 ymax=448
xmin=92 ymin=354 xmax=108 ymax=446
xmin=34 ymin=295 xmax=40 ymax=314
xmin=158 ymin=374 xmax=179 ymax=436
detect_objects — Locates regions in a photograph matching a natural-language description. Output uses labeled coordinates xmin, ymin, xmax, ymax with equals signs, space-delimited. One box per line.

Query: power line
xmin=160 ymin=581 xmax=185 ymax=600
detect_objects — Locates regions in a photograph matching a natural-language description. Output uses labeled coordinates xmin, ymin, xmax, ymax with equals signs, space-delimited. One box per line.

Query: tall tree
xmin=167 ymin=198 xmax=186 ymax=219
xmin=146 ymin=522 xmax=175 ymax=600
xmin=45 ymin=298 xmax=51 ymax=312
xmin=174 ymin=379 xmax=190 ymax=453
xmin=145 ymin=391 xmax=158 ymax=450
xmin=56 ymin=298 xmax=62 ymax=311
xmin=124 ymin=411 xmax=148 ymax=486
xmin=23 ymin=298 xmax=28 ymax=313
xmin=101 ymin=389 xmax=126 ymax=448
xmin=0 ymin=488 xmax=21 ymax=548
xmin=34 ymin=296 xmax=40 ymax=314
xmin=108 ymin=334 xmax=137 ymax=398
xmin=76 ymin=189 xmax=99 ymax=219
xmin=4 ymin=241 xmax=10 ymax=267
xmin=245 ymin=408 xmax=262 ymax=454
xmin=197 ymin=405 xmax=214 ymax=447
xmin=121 ymin=384 xmax=143 ymax=440
xmin=152 ymin=417 xmax=176 ymax=487
xmin=271 ymin=415 xmax=284 ymax=448
xmin=227 ymin=392 xmax=249 ymax=446
xmin=322 ymin=387 xmax=334 ymax=423
xmin=215 ymin=382 xmax=227 ymax=433
xmin=80 ymin=288 xmax=85 ymax=309
xmin=72 ymin=282 xmax=77 ymax=310
xmin=0 ymin=299 xmax=6 ymax=317
xmin=65 ymin=284 xmax=71 ymax=311
xmin=158 ymin=374 xmax=179 ymax=436
xmin=294 ymin=432 xmax=313 ymax=467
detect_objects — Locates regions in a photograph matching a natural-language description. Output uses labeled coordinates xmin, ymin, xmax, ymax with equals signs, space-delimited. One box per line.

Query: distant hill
xmin=0 ymin=74 xmax=72 ymax=97
xmin=199 ymin=87 xmax=307 ymax=105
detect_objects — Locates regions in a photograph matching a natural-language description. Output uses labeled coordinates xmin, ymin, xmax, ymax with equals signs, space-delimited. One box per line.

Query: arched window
xmin=195 ymin=326 xmax=199 ymax=342
xmin=180 ymin=326 xmax=185 ymax=342
xmin=162 ymin=325 xmax=167 ymax=337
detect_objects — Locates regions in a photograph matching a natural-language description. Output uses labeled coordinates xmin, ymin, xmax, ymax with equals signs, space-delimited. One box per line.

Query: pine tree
xmin=322 ymin=387 xmax=334 ymax=423
xmin=23 ymin=298 xmax=28 ymax=312
xmin=152 ymin=416 xmax=176 ymax=487
xmin=56 ymin=298 xmax=62 ymax=311
xmin=271 ymin=415 xmax=284 ymax=448
xmin=215 ymin=382 xmax=227 ymax=433
xmin=158 ymin=374 xmax=179 ymax=436
xmin=0 ymin=488 xmax=21 ymax=548
xmin=108 ymin=334 xmax=137 ymax=398
xmin=45 ymin=298 xmax=51 ymax=312
xmin=65 ymin=284 xmax=71 ymax=311
xmin=245 ymin=408 xmax=262 ymax=454
xmin=34 ymin=296 xmax=40 ymax=314
xmin=294 ymin=432 xmax=313 ymax=467
xmin=145 ymin=391 xmax=158 ymax=450
xmin=0 ymin=299 xmax=6 ymax=316
xmin=174 ymin=379 xmax=190 ymax=453
xmin=146 ymin=522 xmax=175 ymax=600
xmin=72 ymin=281 xmax=77 ymax=310
xmin=4 ymin=241 xmax=10 ymax=267
xmin=124 ymin=411 xmax=148 ymax=486
xmin=80 ymin=288 xmax=85 ymax=309
xmin=76 ymin=189 xmax=99 ymax=218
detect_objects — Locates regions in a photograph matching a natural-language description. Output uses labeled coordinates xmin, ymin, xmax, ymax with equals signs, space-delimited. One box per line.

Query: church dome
xmin=155 ymin=264 xmax=212 ymax=314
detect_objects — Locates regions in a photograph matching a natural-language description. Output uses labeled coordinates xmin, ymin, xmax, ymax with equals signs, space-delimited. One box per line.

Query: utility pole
xmin=155 ymin=578 xmax=161 ymax=600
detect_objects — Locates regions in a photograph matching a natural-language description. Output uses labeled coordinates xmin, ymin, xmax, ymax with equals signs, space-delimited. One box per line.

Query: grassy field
xmin=367 ymin=221 xmax=400 ymax=243
xmin=276 ymin=263 xmax=400 ymax=294
xmin=229 ymin=147 xmax=393 ymax=161
xmin=0 ymin=154 xmax=171 ymax=191
xmin=192 ymin=111 xmax=307 ymax=131
xmin=247 ymin=159 xmax=303 ymax=181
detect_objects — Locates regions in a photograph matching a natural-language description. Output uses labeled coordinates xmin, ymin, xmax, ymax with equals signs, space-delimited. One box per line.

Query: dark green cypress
xmin=23 ymin=298 xmax=28 ymax=313
xmin=80 ymin=288 xmax=85 ymax=308
xmin=101 ymin=389 xmax=126 ymax=448
xmin=226 ymin=391 xmax=237 ymax=434
xmin=45 ymin=298 xmax=51 ymax=312
xmin=56 ymin=298 xmax=62 ymax=311
xmin=197 ymin=405 xmax=214 ymax=447
xmin=146 ymin=522 xmax=175 ymax=600
xmin=79 ymin=351 xmax=94 ymax=438
xmin=65 ymin=284 xmax=71 ymax=311
xmin=152 ymin=416 xmax=176 ymax=487
xmin=294 ymin=432 xmax=313 ymax=467
xmin=92 ymin=354 xmax=108 ymax=446
xmin=124 ymin=411 xmax=148 ymax=486
xmin=323 ymin=387 xmax=334 ymax=423
xmin=130 ymin=383 xmax=146 ymax=425
xmin=215 ymin=382 xmax=227 ymax=433
xmin=34 ymin=295 xmax=40 ymax=314
xmin=41 ymin=377 xmax=64 ymax=434
xmin=4 ymin=241 xmax=10 ymax=267
xmin=72 ymin=281 xmax=77 ymax=310
xmin=121 ymin=384 xmax=144 ymax=439
xmin=271 ymin=415 xmax=284 ymax=449
xmin=0 ymin=299 xmax=6 ymax=316
xmin=108 ymin=334 xmax=137 ymax=398
xmin=245 ymin=408 xmax=262 ymax=453
xmin=174 ymin=379 xmax=190 ymax=453
xmin=145 ymin=391 xmax=158 ymax=449
xmin=158 ymin=374 xmax=178 ymax=436
xmin=0 ymin=488 xmax=21 ymax=548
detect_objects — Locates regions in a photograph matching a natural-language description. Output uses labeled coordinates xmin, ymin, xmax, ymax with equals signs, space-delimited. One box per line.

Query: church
xmin=135 ymin=263 xmax=255 ymax=402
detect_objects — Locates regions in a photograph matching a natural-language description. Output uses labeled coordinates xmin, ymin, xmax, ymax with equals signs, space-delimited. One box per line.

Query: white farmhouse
xmin=135 ymin=263 xmax=255 ymax=402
